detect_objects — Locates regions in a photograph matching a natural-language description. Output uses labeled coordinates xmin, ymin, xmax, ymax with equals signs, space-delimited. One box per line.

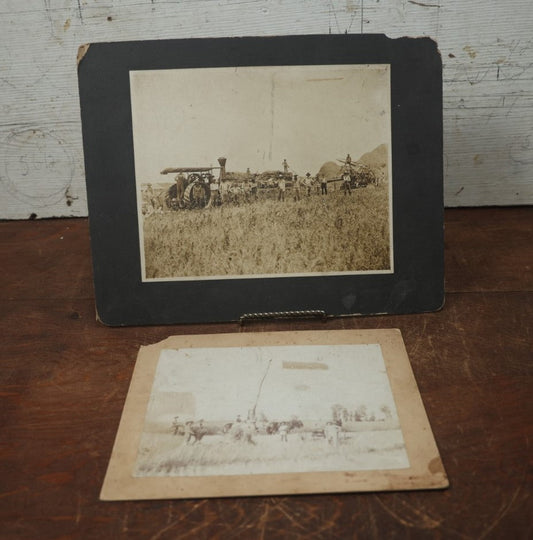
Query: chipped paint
xmin=463 ymin=45 xmax=477 ymax=58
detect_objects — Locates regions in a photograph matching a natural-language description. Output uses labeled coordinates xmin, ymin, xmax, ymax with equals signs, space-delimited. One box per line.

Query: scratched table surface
xmin=1 ymin=207 xmax=532 ymax=539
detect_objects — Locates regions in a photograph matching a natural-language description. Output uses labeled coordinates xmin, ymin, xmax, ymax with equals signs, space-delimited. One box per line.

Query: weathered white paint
xmin=0 ymin=0 xmax=531 ymax=218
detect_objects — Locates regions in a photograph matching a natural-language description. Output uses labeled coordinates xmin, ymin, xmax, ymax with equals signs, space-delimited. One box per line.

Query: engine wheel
xmin=184 ymin=181 xmax=210 ymax=208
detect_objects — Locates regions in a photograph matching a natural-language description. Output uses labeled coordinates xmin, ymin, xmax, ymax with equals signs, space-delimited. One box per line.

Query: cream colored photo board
xmin=101 ymin=329 xmax=448 ymax=500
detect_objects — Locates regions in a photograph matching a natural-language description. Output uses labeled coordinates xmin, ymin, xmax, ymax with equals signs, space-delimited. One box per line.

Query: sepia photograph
xmin=100 ymin=330 xmax=448 ymax=499
xmin=134 ymin=343 xmax=408 ymax=478
xmin=130 ymin=64 xmax=393 ymax=281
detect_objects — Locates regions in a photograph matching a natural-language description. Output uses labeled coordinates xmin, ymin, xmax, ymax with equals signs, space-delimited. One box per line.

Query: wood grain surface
xmin=1 ymin=207 xmax=532 ymax=538
xmin=1 ymin=1 xmax=532 ymax=219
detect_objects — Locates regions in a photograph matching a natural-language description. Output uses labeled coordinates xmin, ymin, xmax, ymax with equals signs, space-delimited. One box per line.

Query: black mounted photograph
xmin=131 ymin=65 xmax=393 ymax=281
xmin=79 ymin=35 xmax=444 ymax=324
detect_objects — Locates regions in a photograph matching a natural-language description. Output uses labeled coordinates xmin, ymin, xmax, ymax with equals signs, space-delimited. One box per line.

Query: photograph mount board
xmin=78 ymin=34 xmax=443 ymax=325
xmin=100 ymin=329 xmax=448 ymax=500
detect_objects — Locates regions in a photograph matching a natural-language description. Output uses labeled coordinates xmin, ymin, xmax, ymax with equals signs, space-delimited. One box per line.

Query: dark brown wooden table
xmin=1 ymin=208 xmax=532 ymax=539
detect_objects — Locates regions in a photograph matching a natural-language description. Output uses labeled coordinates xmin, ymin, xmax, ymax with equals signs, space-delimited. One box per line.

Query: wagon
xmin=336 ymin=162 xmax=378 ymax=190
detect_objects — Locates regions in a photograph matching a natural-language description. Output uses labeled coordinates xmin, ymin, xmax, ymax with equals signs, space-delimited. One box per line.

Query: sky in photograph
xmin=145 ymin=344 xmax=399 ymax=423
xmin=130 ymin=64 xmax=391 ymax=181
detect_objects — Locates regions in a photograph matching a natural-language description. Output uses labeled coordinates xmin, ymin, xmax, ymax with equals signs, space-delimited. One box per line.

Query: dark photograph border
xmin=78 ymin=34 xmax=443 ymax=325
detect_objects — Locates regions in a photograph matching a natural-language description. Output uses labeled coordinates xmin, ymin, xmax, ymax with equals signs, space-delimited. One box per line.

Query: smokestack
xmin=217 ymin=157 xmax=226 ymax=180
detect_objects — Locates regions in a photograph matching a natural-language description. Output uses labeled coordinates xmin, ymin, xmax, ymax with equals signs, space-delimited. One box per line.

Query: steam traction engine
xmin=161 ymin=157 xmax=226 ymax=210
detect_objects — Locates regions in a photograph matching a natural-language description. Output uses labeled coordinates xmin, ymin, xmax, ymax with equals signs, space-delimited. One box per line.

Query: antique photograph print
xmin=134 ymin=344 xmax=408 ymax=478
xmin=101 ymin=330 xmax=448 ymax=499
xmin=131 ymin=64 xmax=393 ymax=281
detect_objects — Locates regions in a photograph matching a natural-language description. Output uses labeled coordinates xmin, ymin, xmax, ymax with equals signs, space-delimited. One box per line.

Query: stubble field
xmin=134 ymin=428 xmax=408 ymax=477
xmin=142 ymin=183 xmax=391 ymax=279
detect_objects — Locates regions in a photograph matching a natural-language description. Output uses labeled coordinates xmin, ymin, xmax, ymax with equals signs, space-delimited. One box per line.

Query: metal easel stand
xmin=239 ymin=310 xmax=327 ymax=325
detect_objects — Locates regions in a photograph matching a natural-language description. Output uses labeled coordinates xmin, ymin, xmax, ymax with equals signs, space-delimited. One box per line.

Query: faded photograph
xmin=130 ymin=65 xmax=393 ymax=281
xmin=134 ymin=344 xmax=409 ymax=477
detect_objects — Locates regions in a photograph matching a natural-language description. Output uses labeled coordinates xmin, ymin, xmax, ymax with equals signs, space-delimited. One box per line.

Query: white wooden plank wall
xmin=0 ymin=0 xmax=531 ymax=218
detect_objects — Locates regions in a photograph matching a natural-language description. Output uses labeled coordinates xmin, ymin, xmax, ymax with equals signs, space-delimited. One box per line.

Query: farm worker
xmin=175 ymin=173 xmax=187 ymax=202
xmin=325 ymin=422 xmax=341 ymax=446
xmin=279 ymin=422 xmax=289 ymax=442
xmin=220 ymin=180 xmax=230 ymax=204
xmin=172 ymin=416 xmax=181 ymax=435
xmin=183 ymin=421 xmax=194 ymax=445
xmin=292 ymin=174 xmax=301 ymax=201
xmin=320 ymin=174 xmax=328 ymax=195
xmin=250 ymin=174 xmax=258 ymax=200
xmin=342 ymin=169 xmax=352 ymax=195
xmin=283 ymin=159 xmax=289 ymax=174
xmin=305 ymin=173 xmax=312 ymax=196
xmin=207 ymin=173 xmax=219 ymax=207
xmin=144 ymin=183 xmax=156 ymax=211
xmin=242 ymin=420 xmax=257 ymax=445
xmin=277 ymin=174 xmax=286 ymax=202
xmin=195 ymin=419 xmax=207 ymax=439
xmin=345 ymin=154 xmax=352 ymax=166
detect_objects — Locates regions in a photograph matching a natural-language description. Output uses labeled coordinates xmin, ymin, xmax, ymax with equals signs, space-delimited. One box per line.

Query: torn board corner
xmin=396 ymin=34 xmax=442 ymax=62
xmin=77 ymin=43 xmax=91 ymax=66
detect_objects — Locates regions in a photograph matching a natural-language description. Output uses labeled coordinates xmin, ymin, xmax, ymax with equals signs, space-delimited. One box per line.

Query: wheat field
xmin=134 ymin=429 xmax=407 ymax=477
xmin=142 ymin=184 xmax=391 ymax=279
